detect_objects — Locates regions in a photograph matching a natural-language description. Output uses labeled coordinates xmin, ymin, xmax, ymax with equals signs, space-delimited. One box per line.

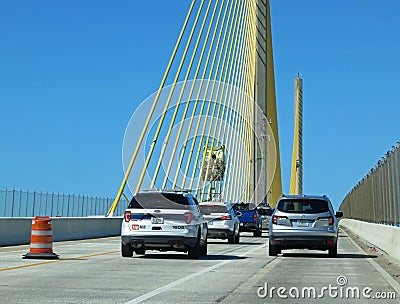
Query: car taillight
xmin=220 ymin=215 xmax=231 ymax=220
xmin=272 ymin=215 xmax=288 ymax=225
xmin=254 ymin=213 xmax=258 ymax=222
xmin=124 ymin=211 xmax=131 ymax=222
xmin=319 ymin=217 xmax=334 ymax=225
xmin=184 ymin=212 xmax=193 ymax=224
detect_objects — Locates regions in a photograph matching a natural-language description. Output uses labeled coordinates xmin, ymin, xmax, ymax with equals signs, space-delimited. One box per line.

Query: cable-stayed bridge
xmin=108 ymin=0 xmax=282 ymax=216
xmin=1 ymin=2 xmax=400 ymax=303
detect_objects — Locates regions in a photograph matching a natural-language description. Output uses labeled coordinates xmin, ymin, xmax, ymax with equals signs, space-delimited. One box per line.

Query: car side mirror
xmin=335 ymin=211 xmax=343 ymax=218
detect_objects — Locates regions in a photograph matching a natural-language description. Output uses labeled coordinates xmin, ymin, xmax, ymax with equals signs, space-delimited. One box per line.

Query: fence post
xmin=18 ymin=189 xmax=22 ymax=217
xmin=3 ymin=188 xmax=6 ymax=217
xmin=32 ymin=191 xmax=36 ymax=217
xmin=82 ymin=195 xmax=85 ymax=217
xmin=26 ymin=189 xmax=29 ymax=217
xmin=67 ymin=194 xmax=70 ymax=217
xmin=11 ymin=189 xmax=15 ymax=218
xmin=50 ymin=192 xmax=54 ymax=217
xmin=395 ymin=144 xmax=400 ymax=226
xmin=61 ymin=193 xmax=64 ymax=217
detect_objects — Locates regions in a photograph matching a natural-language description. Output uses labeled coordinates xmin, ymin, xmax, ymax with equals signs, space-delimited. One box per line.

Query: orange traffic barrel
xmin=23 ymin=216 xmax=59 ymax=259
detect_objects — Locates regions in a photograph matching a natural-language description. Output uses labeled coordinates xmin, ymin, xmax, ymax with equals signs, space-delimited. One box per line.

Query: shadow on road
xmin=281 ymin=252 xmax=377 ymax=259
xmin=135 ymin=253 xmax=247 ymax=261
xmin=201 ymin=255 xmax=247 ymax=261
xmin=207 ymin=241 xmax=264 ymax=245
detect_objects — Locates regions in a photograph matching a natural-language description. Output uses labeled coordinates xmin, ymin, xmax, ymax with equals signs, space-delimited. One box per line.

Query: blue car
xmin=233 ymin=202 xmax=262 ymax=237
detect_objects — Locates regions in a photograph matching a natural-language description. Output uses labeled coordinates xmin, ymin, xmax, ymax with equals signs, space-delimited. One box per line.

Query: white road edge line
xmin=344 ymin=229 xmax=400 ymax=295
xmin=125 ymin=243 xmax=269 ymax=304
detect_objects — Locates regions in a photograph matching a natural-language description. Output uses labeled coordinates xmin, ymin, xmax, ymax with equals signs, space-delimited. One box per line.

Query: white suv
xmin=121 ymin=190 xmax=208 ymax=258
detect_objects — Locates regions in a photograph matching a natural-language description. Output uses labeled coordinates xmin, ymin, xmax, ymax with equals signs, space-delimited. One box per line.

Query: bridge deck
xmin=1 ymin=229 xmax=399 ymax=303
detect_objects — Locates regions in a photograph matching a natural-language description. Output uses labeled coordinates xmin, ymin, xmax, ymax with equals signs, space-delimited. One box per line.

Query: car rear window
xmin=199 ymin=205 xmax=228 ymax=215
xmin=258 ymin=208 xmax=272 ymax=216
xmin=128 ymin=193 xmax=191 ymax=210
xmin=232 ymin=203 xmax=256 ymax=211
xmin=277 ymin=199 xmax=329 ymax=214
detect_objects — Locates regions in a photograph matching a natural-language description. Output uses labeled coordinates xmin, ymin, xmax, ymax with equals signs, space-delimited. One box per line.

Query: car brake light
xmin=272 ymin=215 xmax=288 ymax=225
xmin=124 ymin=211 xmax=131 ymax=222
xmin=184 ymin=212 xmax=193 ymax=224
xmin=318 ymin=217 xmax=334 ymax=225
xmin=220 ymin=215 xmax=231 ymax=220
xmin=254 ymin=213 xmax=258 ymax=222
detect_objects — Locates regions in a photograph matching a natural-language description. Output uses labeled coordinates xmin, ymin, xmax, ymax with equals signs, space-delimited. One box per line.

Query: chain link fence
xmin=0 ymin=189 xmax=126 ymax=217
xmin=340 ymin=142 xmax=400 ymax=226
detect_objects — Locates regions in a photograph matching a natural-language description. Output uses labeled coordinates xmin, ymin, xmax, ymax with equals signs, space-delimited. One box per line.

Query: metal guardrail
xmin=340 ymin=142 xmax=400 ymax=226
xmin=0 ymin=189 xmax=126 ymax=217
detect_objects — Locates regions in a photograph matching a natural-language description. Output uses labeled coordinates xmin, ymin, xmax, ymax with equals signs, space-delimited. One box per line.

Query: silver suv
xmin=121 ymin=190 xmax=208 ymax=259
xmin=269 ymin=194 xmax=343 ymax=257
xmin=199 ymin=202 xmax=240 ymax=244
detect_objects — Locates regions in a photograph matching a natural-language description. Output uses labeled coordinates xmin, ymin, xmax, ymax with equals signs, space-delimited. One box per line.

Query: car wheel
xmin=135 ymin=248 xmax=146 ymax=255
xmin=200 ymin=237 xmax=208 ymax=256
xmin=121 ymin=243 xmax=133 ymax=257
xmin=253 ymin=229 xmax=262 ymax=237
xmin=228 ymin=231 xmax=235 ymax=244
xmin=269 ymin=242 xmax=280 ymax=256
xmin=328 ymin=243 xmax=337 ymax=257
xmin=188 ymin=234 xmax=201 ymax=259
xmin=234 ymin=230 xmax=240 ymax=244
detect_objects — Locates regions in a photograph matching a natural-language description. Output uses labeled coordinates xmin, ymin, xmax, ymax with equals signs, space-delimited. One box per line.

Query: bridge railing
xmin=340 ymin=143 xmax=400 ymax=226
xmin=0 ymin=188 xmax=126 ymax=218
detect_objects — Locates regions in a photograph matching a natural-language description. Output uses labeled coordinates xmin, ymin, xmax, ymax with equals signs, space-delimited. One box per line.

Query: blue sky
xmin=1 ymin=0 xmax=399 ymax=210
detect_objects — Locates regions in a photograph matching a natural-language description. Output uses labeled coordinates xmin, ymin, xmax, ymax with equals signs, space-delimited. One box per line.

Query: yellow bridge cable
xmin=216 ymin=0 xmax=252 ymax=202
xmin=106 ymin=0 xmax=197 ymax=216
xmin=150 ymin=0 xmax=215 ymax=188
xmin=191 ymin=0 xmax=241 ymax=197
xmin=163 ymin=0 xmax=227 ymax=189
xmin=199 ymin=0 xmax=249 ymax=201
xmin=196 ymin=0 xmax=247 ymax=200
xmin=171 ymin=0 xmax=231 ymax=189
xmin=134 ymin=0 xmax=206 ymax=193
xmin=246 ymin=0 xmax=258 ymax=201
xmin=180 ymin=0 xmax=237 ymax=190
xmin=226 ymin=0 xmax=257 ymax=202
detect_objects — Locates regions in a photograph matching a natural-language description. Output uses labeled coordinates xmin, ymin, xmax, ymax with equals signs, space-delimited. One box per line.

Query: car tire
xmin=234 ymin=230 xmax=240 ymax=244
xmin=135 ymin=248 xmax=146 ymax=255
xmin=200 ymin=237 xmax=208 ymax=256
xmin=188 ymin=234 xmax=202 ymax=259
xmin=328 ymin=243 xmax=337 ymax=257
xmin=269 ymin=242 xmax=280 ymax=256
xmin=228 ymin=231 xmax=235 ymax=244
xmin=253 ymin=229 xmax=262 ymax=237
xmin=121 ymin=243 xmax=134 ymax=257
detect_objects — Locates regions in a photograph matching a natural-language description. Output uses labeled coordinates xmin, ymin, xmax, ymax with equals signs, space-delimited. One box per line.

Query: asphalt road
xmin=1 ymin=228 xmax=400 ymax=303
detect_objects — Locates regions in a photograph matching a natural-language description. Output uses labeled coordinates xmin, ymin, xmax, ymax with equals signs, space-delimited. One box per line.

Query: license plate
xmin=151 ymin=217 xmax=164 ymax=224
xmin=297 ymin=220 xmax=309 ymax=227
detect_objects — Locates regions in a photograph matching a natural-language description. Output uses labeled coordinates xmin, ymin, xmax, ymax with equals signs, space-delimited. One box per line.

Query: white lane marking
xmin=344 ymin=229 xmax=400 ymax=295
xmin=221 ymin=256 xmax=282 ymax=303
xmin=125 ymin=243 xmax=269 ymax=304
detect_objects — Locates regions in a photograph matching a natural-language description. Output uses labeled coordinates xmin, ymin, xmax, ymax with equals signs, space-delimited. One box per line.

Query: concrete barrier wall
xmin=340 ymin=219 xmax=400 ymax=262
xmin=0 ymin=217 xmax=122 ymax=247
